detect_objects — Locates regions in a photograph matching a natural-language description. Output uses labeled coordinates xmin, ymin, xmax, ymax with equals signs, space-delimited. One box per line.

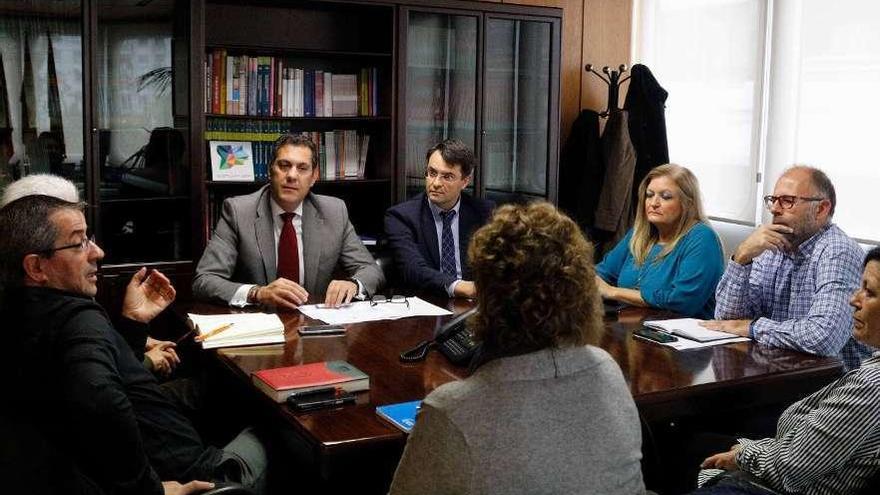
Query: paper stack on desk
xmin=298 ymin=296 xmax=452 ymax=325
xmin=187 ymin=312 xmax=285 ymax=349
xmin=642 ymin=318 xmax=749 ymax=350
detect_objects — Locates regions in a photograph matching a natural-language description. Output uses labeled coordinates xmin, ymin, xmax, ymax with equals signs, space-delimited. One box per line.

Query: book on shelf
xmin=376 ymin=400 xmax=422 ymax=433
xmin=323 ymin=71 xmax=333 ymax=117
xmin=187 ymin=312 xmax=285 ymax=349
xmin=331 ymin=73 xmax=358 ymax=117
xmin=204 ymin=48 xmax=380 ymax=118
xmin=357 ymin=134 xmax=369 ymax=178
xmin=251 ymin=360 xmax=370 ymax=403
xmin=205 ymin=117 xmax=370 ymax=180
xmin=643 ymin=318 xmax=745 ymax=343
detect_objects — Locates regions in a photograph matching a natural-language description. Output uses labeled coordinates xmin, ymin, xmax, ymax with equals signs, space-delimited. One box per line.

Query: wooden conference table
xmin=178 ymin=298 xmax=843 ymax=491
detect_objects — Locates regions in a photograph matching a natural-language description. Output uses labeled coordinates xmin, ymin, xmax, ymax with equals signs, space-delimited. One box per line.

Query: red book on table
xmin=252 ymin=361 xmax=369 ymax=403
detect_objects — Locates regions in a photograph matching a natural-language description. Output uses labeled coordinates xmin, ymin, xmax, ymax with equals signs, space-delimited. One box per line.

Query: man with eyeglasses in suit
xmin=703 ymin=166 xmax=872 ymax=370
xmin=384 ymin=139 xmax=494 ymax=298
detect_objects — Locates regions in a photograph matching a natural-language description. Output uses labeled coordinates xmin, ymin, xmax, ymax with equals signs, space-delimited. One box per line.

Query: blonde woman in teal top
xmin=596 ymin=164 xmax=724 ymax=318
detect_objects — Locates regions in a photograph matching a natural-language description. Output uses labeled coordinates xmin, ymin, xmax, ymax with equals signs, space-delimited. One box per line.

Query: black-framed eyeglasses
xmin=38 ymin=234 xmax=95 ymax=256
xmin=763 ymin=195 xmax=824 ymax=210
xmin=370 ymin=294 xmax=409 ymax=309
xmin=425 ymin=168 xmax=462 ymax=184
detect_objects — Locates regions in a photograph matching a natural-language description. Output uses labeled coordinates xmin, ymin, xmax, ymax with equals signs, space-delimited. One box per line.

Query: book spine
xmin=315 ymin=70 xmax=324 ymax=117
xmin=275 ymin=59 xmax=283 ymax=117
xmin=358 ymin=133 xmax=369 ymax=178
xmin=372 ymin=67 xmax=378 ymax=116
xmin=225 ymin=53 xmax=233 ymax=114
xmin=304 ymin=69 xmax=314 ymax=117
xmin=262 ymin=56 xmax=271 ymax=116
xmin=212 ymin=49 xmax=221 ymax=114
xmin=323 ymin=71 xmax=333 ymax=117
xmin=268 ymin=56 xmax=275 ymax=118
xmin=205 ymin=55 xmax=211 ymax=113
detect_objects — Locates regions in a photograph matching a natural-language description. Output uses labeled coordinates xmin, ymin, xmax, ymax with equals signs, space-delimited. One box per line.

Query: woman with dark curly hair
xmin=389 ymin=202 xmax=646 ymax=495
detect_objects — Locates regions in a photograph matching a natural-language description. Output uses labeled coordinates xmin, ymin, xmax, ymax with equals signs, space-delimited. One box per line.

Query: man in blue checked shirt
xmin=702 ymin=166 xmax=872 ymax=370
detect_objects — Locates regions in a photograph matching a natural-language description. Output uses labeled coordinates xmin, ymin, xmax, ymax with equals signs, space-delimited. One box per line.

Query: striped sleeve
xmin=735 ymin=366 xmax=880 ymax=494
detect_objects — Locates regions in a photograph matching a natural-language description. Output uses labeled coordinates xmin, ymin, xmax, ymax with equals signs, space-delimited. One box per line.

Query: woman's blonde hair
xmin=468 ymin=202 xmax=603 ymax=358
xmin=629 ymin=164 xmax=707 ymax=265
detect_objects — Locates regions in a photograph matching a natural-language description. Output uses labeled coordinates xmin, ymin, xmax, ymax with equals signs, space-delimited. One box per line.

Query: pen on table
xmin=194 ymin=322 xmax=234 ymax=342
xmin=175 ymin=327 xmax=196 ymax=344
xmin=288 ymin=386 xmax=340 ymax=400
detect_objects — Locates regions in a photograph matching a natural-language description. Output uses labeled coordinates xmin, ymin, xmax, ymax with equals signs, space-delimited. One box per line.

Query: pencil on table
xmin=195 ymin=323 xmax=234 ymax=342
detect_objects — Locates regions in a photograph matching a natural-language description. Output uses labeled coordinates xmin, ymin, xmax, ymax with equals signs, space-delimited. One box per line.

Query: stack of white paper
xmin=187 ymin=312 xmax=285 ymax=349
xmin=298 ymin=296 xmax=452 ymax=325
xmin=644 ymin=318 xmax=745 ymax=342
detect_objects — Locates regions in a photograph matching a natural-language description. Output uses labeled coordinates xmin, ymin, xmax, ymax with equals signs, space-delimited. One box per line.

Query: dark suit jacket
xmin=384 ymin=192 xmax=494 ymax=295
xmin=193 ymin=186 xmax=383 ymax=304
xmin=624 ymin=64 xmax=669 ymax=200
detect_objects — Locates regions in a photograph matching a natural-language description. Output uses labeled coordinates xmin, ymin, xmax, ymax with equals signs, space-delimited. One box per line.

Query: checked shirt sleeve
xmin=714 ymin=259 xmax=759 ymax=319
xmin=750 ymin=243 xmax=861 ymax=358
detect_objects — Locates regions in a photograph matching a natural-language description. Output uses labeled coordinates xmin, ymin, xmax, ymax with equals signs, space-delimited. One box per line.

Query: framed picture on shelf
xmin=209 ymin=141 xmax=255 ymax=181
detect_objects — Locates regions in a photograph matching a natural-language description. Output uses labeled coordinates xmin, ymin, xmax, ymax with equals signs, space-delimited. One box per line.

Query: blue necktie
xmin=440 ymin=210 xmax=457 ymax=277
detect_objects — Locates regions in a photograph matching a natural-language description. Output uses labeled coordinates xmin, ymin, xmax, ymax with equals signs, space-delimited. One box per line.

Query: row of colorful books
xmin=207 ymin=129 xmax=369 ymax=182
xmin=205 ymin=49 xmax=380 ymax=117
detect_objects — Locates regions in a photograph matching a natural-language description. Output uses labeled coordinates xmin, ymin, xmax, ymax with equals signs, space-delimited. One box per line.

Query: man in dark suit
xmin=384 ymin=139 xmax=494 ymax=298
xmin=193 ymin=134 xmax=384 ymax=309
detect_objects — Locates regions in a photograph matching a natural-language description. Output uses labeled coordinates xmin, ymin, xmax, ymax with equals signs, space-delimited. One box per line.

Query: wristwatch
xmin=247 ymin=285 xmax=262 ymax=304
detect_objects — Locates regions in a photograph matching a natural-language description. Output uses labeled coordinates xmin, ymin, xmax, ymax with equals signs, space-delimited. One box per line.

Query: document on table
xmin=187 ymin=312 xmax=285 ymax=349
xmin=643 ymin=318 xmax=750 ymax=350
xmin=298 ymin=296 xmax=452 ymax=325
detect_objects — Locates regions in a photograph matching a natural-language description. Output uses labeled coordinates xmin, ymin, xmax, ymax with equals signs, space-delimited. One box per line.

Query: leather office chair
xmin=372 ymin=239 xmax=399 ymax=293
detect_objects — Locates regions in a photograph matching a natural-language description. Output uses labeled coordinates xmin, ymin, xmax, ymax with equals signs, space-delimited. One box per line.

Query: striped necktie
xmin=440 ymin=209 xmax=457 ymax=277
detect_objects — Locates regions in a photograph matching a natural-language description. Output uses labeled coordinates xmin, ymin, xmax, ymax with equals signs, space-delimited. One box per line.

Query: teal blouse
xmin=596 ymin=222 xmax=724 ymax=318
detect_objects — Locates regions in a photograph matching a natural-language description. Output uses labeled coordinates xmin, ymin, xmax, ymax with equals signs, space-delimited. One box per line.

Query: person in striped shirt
xmin=693 ymin=246 xmax=880 ymax=494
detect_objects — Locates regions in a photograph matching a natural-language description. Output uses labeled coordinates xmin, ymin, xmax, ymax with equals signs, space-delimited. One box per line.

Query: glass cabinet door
xmin=0 ymin=1 xmax=85 ymax=198
xmin=401 ymin=10 xmax=478 ymax=199
xmin=94 ymin=0 xmax=190 ymax=264
xmin=483 ymin=17 xmax=553 ymax=203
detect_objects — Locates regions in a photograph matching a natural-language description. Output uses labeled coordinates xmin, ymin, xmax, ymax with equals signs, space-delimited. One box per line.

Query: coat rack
xmin=585 ymin=64 xmax=630 ymax=117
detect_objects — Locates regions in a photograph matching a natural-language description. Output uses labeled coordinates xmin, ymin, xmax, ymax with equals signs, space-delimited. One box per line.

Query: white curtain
xmin=637 ymin=0 xmax=880 ymax=242
xmin=764 ymin=0 xmax=880 ymax=242
xmin=635 ymin=0 xmax=766 ymax=224
xmin=0 ymin=18 xmax=83 ymax=167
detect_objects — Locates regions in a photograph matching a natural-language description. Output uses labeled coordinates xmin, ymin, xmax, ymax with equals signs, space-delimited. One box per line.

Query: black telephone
xmin=399 ymin=307 xmax=480 ymax=366
xmin=434 ymin=307 xmax=480 ymax=365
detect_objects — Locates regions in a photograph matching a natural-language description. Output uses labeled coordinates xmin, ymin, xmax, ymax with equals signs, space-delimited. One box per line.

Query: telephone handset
xmin=434 ymin=307 xmax=480 ymax=365
xmin=399 ymin=307 xmax=480 ymax=366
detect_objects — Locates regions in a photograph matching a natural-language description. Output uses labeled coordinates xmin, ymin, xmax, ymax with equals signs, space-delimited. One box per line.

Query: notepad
xmin=376 ymin=400 xmax=422 ymax=433
xmin=187 ymin=312 xmax=285 ymax=349
xmin=643 ymin=318 xmax=742 ymax=343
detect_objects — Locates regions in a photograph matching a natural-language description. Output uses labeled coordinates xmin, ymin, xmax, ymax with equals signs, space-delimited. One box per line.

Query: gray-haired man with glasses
xmin=0 ymin=195 xmax=268 ymax=494
xmin=703 ymin=166 xmax=871 ymax=369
